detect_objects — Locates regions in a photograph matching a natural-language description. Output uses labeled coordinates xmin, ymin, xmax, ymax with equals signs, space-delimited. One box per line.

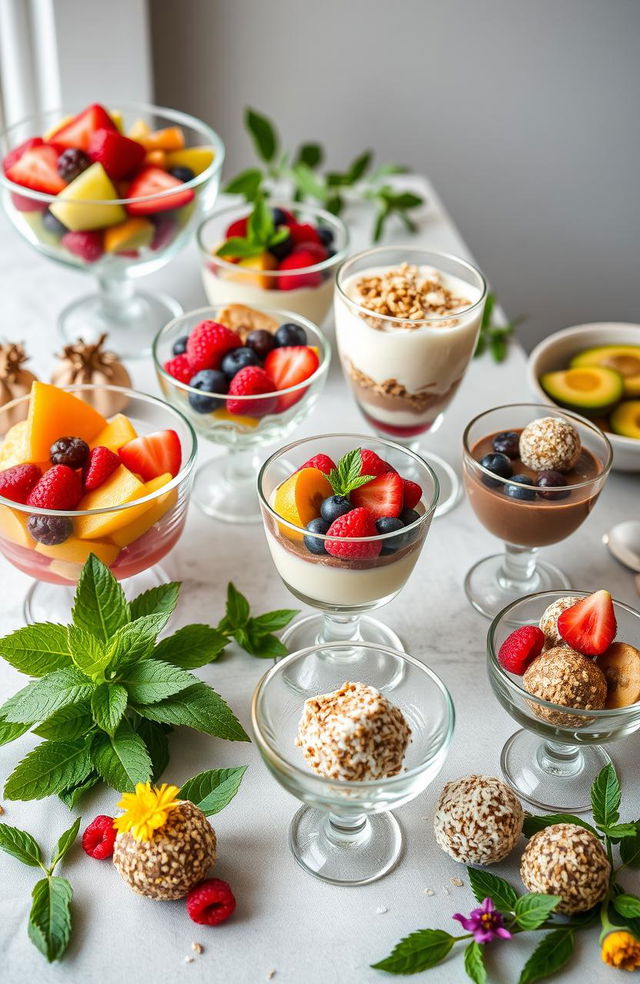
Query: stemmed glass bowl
xmin=252 ymin=641 xmax=454 ymax=885
xmin=487 ymin=590 xmax=640 ymax=812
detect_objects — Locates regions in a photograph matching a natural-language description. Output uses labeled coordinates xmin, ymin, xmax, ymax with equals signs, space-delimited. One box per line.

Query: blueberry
xmin=168 ymin=166 xmax=195 ymax=183
xmin=272 ymin=207 xmax=289 ymax=226
xmin=376 ymin=516 xmax=405 ymax=554
xmin=268 ymin=230 xmax=293 ymax=262
xmin=536 ymin=470 xmax=570 ymax=500
xmin=246 ymin=329 xmax=276 ymax=360
xmin=188 ymin=369 xmax=228 ymax=413
xmin=43 ymin=209 xmax=67 ymax=236
xmin=27 ymin=515 xmax=72 ymax=546
xmin=49 ymin=436 xmax=89 ymax=468
xmin=317 ymin=226 xmax=334 ymax=249
xmin=221 ymin=346 xmax=260 ymax=380
xmin=275 ymin=323 xmax=307 ymax=347
xmin=480 ymin=452 xmax=513 ymax=488
xmin=399 ymin=507 xmax=421 ymax=545
xmin=303 ymin=517 xmax=330 ymax=554
xmin=320 ymin=495 xmax=352 ymax=523
xmin=492 ymin=430 xmax=520 ymax=458
xmin=505 ymin=474 xmax=537 ymax=501
xmin=172 ymin=335 xmax=189 ymax=356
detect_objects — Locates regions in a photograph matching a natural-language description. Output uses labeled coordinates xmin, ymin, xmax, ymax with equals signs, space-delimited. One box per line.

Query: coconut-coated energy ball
xmin=521 ymin=823 xmax=610 ymax=913
xmin=433 ymin=775 xmax=524 ymax=864
xmin=539 ymin=596 xmax=580 ymax=649
xmin=519 ymin=417 xmax=581 ymax=472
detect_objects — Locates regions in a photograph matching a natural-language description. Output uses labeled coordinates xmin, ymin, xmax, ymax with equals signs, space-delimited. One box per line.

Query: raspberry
xmin=359 ymin=449 xmax=392 ymax=478
xmin=83 ymin=446 xmax=120 ymax=491
xmin=82 ymin=815 xmax=116 ymax=859
xmin=497 ymin=625 xmax=545 ymax=675
xmin=298 ymin=454 xmax=336 ymax=475
xmin=26 ymin=465 xmax=83 ymax=510
xmin=0 ymin=463 xmax=42 ymax=504
xmin=325 ymin=506 xmax=381 ymax=560
xmin=186 ymin=320 xmax=242 ymax=373
xmin=50 ymin=436 xmax=89 ymax=469
xmin=163 ymin=353 xmax=193 ymax=384
xmin=186 ymin=878 xmax=236 ymax=926
xmin=402 ymin=479 xmax=422 ymax=510
xmin=226 ymin=366 xmax=278 ymax=417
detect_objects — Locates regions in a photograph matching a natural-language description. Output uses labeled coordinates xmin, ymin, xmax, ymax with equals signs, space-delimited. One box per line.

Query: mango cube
xmin=109 ymin=473 xmax=176 ymax=547
xmin=50 ymin=162 xmax=127 ymax=232
xmin=75 ymin=465 xmax=147 ymax=540
xmin=90 ymin=413 xmax=137 ymax=452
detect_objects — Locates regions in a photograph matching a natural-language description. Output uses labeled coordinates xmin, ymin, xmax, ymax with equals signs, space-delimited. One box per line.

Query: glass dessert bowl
xmin=0 ymin=382 xmax=196 ymax=622
xmin=0 ymin=102 xmax=224 ymax=358
xmin=488 ymin=589 xmax=640 ymax=812
xmin=197 ymin=200 xmax=348 ymax=326
xmin=252 ymin=641 xmax=454 ymax=885
xmin=463 ymin=404 xmax=613 ymax=619
xmin=258 ymin=435 xmax=439 ymax=651
xmin=335 ymin=246 xmax=487 ymax=517
xmin=154 ymin=303 xmax=330 ymax=523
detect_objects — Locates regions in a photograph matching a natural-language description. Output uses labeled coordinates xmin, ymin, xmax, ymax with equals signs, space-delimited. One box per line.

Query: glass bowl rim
xmin=251 ymin=640 xmax=455 ymax=790
xmin=487 ymin=588 xmax=640 ymax=719
xmin=0 ymin=101 xmax=225 ymax=206
xmin=196 ymin=199 xmax=349 ymax=276
xmin=257 ymin=432 xmax=439 ymax=542
xmin=463 ymin=402 xmax=614 ymax=493
xmin=0 ymin=383 xmax=197 ymax=517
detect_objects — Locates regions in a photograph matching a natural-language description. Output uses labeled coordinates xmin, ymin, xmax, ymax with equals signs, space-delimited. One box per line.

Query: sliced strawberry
xmin=62 ymin=230 xmax=104 ymax=263
xmin=163 ymin=353 xmax=193 ymax=383
xmin=298 ymin=454 xmax=336 ymax=475
xmin=0 ymin=464 xmax=42 ymax=504
xmin=52 ymin=104 xmax=117 ymax=151
xmin=278 ymin=249 xmax=323 ymax=290
xmin=27 ymin=465 xmax=83 ymax=509
xmin=87 ymin=128 xmax=146 ymax=180
xmin=351 ymin=471 xmax=404 ymax=519
xmin=403 ymin=479 xmax=422 ymax=510
xmin=225 ymin=217 xmax=248 ymax=239
xmin=557 ymin=590 xmax=617 ymax=656
xmin=498 ymin=625 xmax=545 ymax=675
xmin=118 ymin=429 xmax=182 ymax=481
xmin=5 ymin=144 xmax=66 ymax=194
xmin=292 ymin=241 xmax=327 ymax=263
xmin=2 ymin=137 xmax=44 ymax=175
xmin=325 ymin=507 xmax=381 ymax=560
xmin=263 ymin=346 xmax=319 ymax=411
xmin=359 ymin=449 xmax=393 ymax=478
xmin=126 ymin=166 xmax=194 ymax=216
xmin=83 ymin=446 xmax=120 ymax=491
xmin=226 ymin=366 xmax=278 ymax=417
xmin=288 ymin=222 xmax=322 ymax=247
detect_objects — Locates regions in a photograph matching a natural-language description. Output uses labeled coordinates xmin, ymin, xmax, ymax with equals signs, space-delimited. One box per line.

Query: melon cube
xmin=109 ymin=473 xmax=176 ymax=547
xmin=0 ymin=504 xmax=33 ymax=548
xmin=90 ymin=413 xmax=138 ymax=452
xmin=35 ymin=536 xmax=119 ymax=567
xmin=49 ymin=162 xmax=127 ymax=232
xmin=75 ymin=465 xmax=147 ymax=540
xmin=165 ymin=147 xmax=215 ymax=176
xmin=26 ymin=382 xmax=107 ymax=462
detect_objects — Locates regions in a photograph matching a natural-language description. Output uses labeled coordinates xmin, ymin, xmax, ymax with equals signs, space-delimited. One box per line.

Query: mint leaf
xmin=91 ymin=683 xmax=127 ymax=735
xmin=5 ymin=739 xmax=92 ymax=801
xmin=0 ymin=623 xmax=71 ymax=676
xmin=249 ymin=610 xmax=298 ymax=634
xmin=121 ymin=661 xmax=195 ymax=705
xmin=59 ymin=772 xmax=99 ymax=809
xmin=105 ymin=614 xmax=164 ymax=674
xmin=292 ymin=163 xmax=328 ymax=201
xmin=519 ymin=929 xmax=575 ymax=984
xmin=248 ymin=197 xmax=275 ymax=244
xmin=216 ymin=237 xmax=265 ymax=259
xmin=135 ymin=719 xmax=170 ymax=781
xmin=129 ymin=581 xmax=180 ymax=625
xmin=28 ymin=875 xmax=73 ymax=962
xmin=223 ymin=167 xmax=263 ymax=200
xmin=467 ymin=867 xmax=519 ymax=912
xmin=0 ymin=822 xmax=43 ymax=867
xmin=371 ymin=929 xmax=455 ymax=974
xmin=134 ymin=682 xmax=249 ymax=742
xmin=464 ymin=941 xmax=486 ymax=984
xmin=4 ymin=667 xmax=94 ymax=724
xmin=226 ymin=583 xmax=250 ymax=628
xmin=514 ymin=893 xmax=561 ymax=930
xmin=245 ymin=108 xmax=278 ymax=163
xmin=243 ymin=628 xmax=288 ymax=660
xmin=600 ymin=822 xmax=637 ymax=839
xmin=328 ymin=449 xmax=373 ymax=497
xmin=0 ymin=716 xmax=32 ymax=745
xmin=72 ymin=554 xmax=130 ymax=642
xmin=349 ymin=150 xmax=372 ymax=183
xmin=621 ymin=825 xmax=640 ymax=867
xmin=50 ymin=817 xmax=81 ymax=870
xmin=34 ymin=702 xmax=93 ymax=741
xmin=523 ymin=813 xmax=597 ymax=837
xmin=295 ymin=143 xmax=323 ymax=169
xmin=614 ymin=895 xmax=640 ymax=919
xmin=179 ymin=767 xmax=247 ymax=816
xmin=154 ymin=625 xmax=228 ymax=668
xmin=592 ymin=763 xmax=621 ymax=827
xmin=91 ymin=724 xmax=152 ymax=792
xmin=67 ymin=625 xmax=109 ymax=679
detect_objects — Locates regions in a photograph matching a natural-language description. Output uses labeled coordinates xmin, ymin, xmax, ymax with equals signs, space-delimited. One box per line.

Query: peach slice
xmin=0 ymin=504 xmax=33 ymax=548
xmin=273 ymin=467 xmax=332 ymax=541
xmin=26 ymin=382 xmax=107 ymax=462
xmin=35 ymin=536 xmax=119 ymax=567
xmin=0 ymin=420 xmax=29 ymax=469
xmin=74 ymin=465 xmax=147 ymax=540
xmin=90 ymin=413 xmax=138 ymax=452
xmin=109 ymin=473 xmax=176 ymax=548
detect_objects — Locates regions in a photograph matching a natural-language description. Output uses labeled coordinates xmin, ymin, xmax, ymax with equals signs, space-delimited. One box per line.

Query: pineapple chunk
xmin=50 ymin=162 xmax=127 ymax=231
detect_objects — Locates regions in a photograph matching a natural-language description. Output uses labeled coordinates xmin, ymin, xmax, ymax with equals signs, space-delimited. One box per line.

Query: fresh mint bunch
xmin=473 ymin=291 xmax=525 ymax=363
xmin=216 ymin=195 xmax=289 ymax=259
xmin=216 ymin=582 xmax=298 ymax=660
xmin=327 ymin=449 xmax=374 ymax=498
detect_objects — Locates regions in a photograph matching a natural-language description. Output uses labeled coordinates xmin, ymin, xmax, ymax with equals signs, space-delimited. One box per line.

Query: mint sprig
xmin=473 ymin=291 xmax=525 ymax=364
xmin=216 ymin=195 xmax=289 ymax=260
xmin=327 ymin=449 xmax=374 ymax=498
xmin=216 ymin=582 xmax=298 ymax=659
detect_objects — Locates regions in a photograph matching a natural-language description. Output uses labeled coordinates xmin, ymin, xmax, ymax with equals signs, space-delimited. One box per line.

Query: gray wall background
xmin=150 ymin=0 xmax=640 ymax=351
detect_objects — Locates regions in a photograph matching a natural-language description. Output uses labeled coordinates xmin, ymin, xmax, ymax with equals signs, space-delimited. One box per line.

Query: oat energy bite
xmin=520 ymin=823 xmax=610 ymax=913
xmin=433 ymin=775 xmax=524 ymax=864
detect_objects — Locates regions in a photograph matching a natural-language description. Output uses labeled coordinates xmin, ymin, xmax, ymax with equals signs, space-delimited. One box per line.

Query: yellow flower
xmin=113 ymin=783 xmax=181 ymax=842
xmin=602 ymin=930 xmax=640 ymax=971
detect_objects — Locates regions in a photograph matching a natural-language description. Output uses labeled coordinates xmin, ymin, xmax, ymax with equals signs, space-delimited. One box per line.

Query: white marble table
xmin=1 ymin=181 xmax=639 ymax=984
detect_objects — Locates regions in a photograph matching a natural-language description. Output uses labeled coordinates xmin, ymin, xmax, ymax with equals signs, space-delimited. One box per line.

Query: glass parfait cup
xmin=463 ymin=404 xmax=613 ymax=619
xmin=252 ymin=641 xmax=454 ymax=885
xmin=488 ymin=590 xmax=640 ymax=812
xmin=258 ymin=434 xmax=439 ymax=651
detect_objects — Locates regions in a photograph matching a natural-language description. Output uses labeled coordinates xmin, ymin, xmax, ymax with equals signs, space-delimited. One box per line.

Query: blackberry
xmin=536 ymin=470 xmax=570 ymax=500
xmin=28 ymin=514 xmax=73 ymax=546
xmin=57 ymin=148 xmax=91 ymax=182
xmin=246 ymin=329 xmax=276 ymax=360
xmin=50 ymin=436 xmax=89 ymax=469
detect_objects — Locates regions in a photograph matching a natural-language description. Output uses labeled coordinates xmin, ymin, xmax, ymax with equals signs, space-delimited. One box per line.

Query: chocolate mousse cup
xmin=463 ymin=404 xmax=613 ymax=618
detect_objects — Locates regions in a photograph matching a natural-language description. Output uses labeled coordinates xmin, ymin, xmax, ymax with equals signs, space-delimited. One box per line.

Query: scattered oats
xmin=376 ymin=905 xmax=389 ymax=914
xmin=443 ymin=886 xmax=450 ymax=895
xmin=451 ymin=877 xmax=464 ymax=887
xmin=191 ymin=942 xmax=204 ymax=954
xmin=0 ymin=805 xmax=4 ymax=816
xmin=423 ymin=888 xmax=435 ymax=896
xmin=350 ymin=264 xmax=472 ymax=327
xmin=267 ymin=971 xmax=276 ymax=981
xmin=184 ymin=956 xmax=194 ymax=964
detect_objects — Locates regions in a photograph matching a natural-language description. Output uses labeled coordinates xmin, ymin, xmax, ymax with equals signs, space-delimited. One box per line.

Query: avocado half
xmin=540 ymin=366 xmax=624 ymax=415
xmin=570 ymin=345 xmax=640 ymax=398
xmin=610 ymin=400 xmax=640 ymax=440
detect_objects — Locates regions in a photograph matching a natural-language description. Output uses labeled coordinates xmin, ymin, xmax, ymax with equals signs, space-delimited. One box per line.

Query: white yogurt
xmin=201 ymin=267 xmax=335 ymax=326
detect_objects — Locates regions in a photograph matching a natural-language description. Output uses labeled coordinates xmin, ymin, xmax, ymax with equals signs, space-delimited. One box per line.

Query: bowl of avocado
xmin=527 ymin=322 xmax=640 ymax=472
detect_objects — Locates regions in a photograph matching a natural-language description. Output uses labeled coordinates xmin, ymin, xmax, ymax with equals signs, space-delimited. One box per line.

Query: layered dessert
xmin=335 ymin=262 xmax=484 ymax=437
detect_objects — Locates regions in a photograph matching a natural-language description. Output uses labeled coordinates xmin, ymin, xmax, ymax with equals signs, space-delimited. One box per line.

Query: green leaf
xmin=91 ymin=725 xmax=152 ymax=792
xmin=28 ymin=875 xmax=73 ymax=963
xmin=50 ymin=817 xmax=81 ymax=870
xmin=292 ymin=163 xmax=328 ymax=200
xmin=153 ymin=624 xmax=228 ymax=668
xmin=371 ymin=929 xmax=455 ymax=974
xmin=248 ymin=196 xmax=275 ymax=244
xmin=490 ymin=334 xmax=508 ymax=363
xmin=135 ymin=719 xmax=170 ymax=781
xmin=325 ymin=193 xmax=344 ymax=215
xmin=372 ymin=205 xmax=389 ymax=242
xmin=105 ymin=614 xmax=164 ymax=674
xmin=519 ymin=929 xmax=575 ymax=984
xmin=5 ymin=739 xmax=92 ymax=801
xmin=71 ymin=553 xmax=130 ymax=642
xmin=614 ymin=895 xmax=640 ymax=919
xmin=600 ymin=822 xmax=638 ymax=839
xmin=134 ymin=682 xmax=249 ymax=742
xmin=121 ymin=660 xmax=195 ymax=705
xmin=243 ymin=630 xmax=288 ymax=660
xmin=249 ymin=610 xmax=298 ymax=634
xmin=0 ymin=716 xmax=32 ymax=745
xmin=464 ymin=941 xmax=486 ymax=984
xmin=34 ymin=701 xmax=93 ymax=741
xmin=58 ymin=772 xmax=100 ymax=809
xmin=591 ymin=763 xmax=621 ymax=827
xmin=226 ymin=582 xmax=250 ymax=628
xmin=348 ymin=150 xmax=373 ymax=183
xmin=223 ymin=167 xmax=263 ymax=200
xmin=620 ymin=825 xmax=640 ymax=867
xmin=67 ymin=624 xmax=109 ymax=679
xmin=179 ymin=767 xmax=247 ymax=816
xmin=370 ymin=162 xmax=409 ymax=180
xmin=467 ymin=867 xmax=519 ymax=912
xmin=0 ymin=623 xmax=71 ymax=676
xmin=514 ymin=893 xmax=561 ymax=930
xmin=91 ymin=683 xmax=127 ymax=735
xmin=245 ymin=107 xmax=278 ymax=162
xmin=216 ymin=237 xmax=265 ymax=259
xmin=0 ymin=822 xmax=43 ymax=867
xmin=295 ymin=143 xmax=323 ymax=169
xmin=129 ymin=581 xmax=180 ymax=624
xmin=4 ymin=667 xmax=95 ymax=724
xmin=523 ymin=813 xmax=598 ymax=837
xmin=328 ymin=449 xmax=374 ymax=497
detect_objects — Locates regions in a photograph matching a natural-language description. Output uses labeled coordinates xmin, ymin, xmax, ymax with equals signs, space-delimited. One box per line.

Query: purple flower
xmin=452 ymin=897 xmax=512 ymax=944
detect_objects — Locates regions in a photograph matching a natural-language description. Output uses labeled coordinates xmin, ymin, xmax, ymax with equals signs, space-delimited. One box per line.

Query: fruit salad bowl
xmin=153 ymin=304 xmax=330 ymax=523
xmin=0 ymin=382 xmax=196 ymax=623
xmin=0 ymin=102 xmax=224 ymax=358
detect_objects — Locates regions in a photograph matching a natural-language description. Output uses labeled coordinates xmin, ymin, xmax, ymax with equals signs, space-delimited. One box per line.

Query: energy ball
xmin=521 ymin=823 xmax=610 ymax=912
xmin=519 ymin=417 xmax=581 ymax=473
xmin=539 ymin=596 xmax=580 ymax=649
xmin=523 ymin=646 xmax=607 ymax=727
xmin=433 ymin=775 xmax=524 ymax=864
xmin=295 ymin=681 xmax=411 ymax=781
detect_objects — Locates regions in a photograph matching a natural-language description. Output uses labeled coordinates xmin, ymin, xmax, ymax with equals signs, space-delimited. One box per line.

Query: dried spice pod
xmin=51 ymin=333 xmax=131 ymax=416
xmin=0 ymin=342 xmax=38 ymax=433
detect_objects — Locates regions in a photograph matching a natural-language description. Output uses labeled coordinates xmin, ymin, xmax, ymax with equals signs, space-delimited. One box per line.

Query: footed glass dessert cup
xmin=258 ymin=434 xmax=438 ymax=651
xmin=252 ymin=641 xmax=454 ymax=885
xmin=0 ymin=103 xmax=224 ymax=358
xmin=0 ymin=384 xmax=196 ymax=623
xmin=335 ymin=246 xmax=486 ymax=517
xmin=463 ymin=404 xmax=613 ymax=619
xmin=154 ymin=305 xmax=330 ymax=524
xmin=488 ymin=590 xmax=640 ymax=812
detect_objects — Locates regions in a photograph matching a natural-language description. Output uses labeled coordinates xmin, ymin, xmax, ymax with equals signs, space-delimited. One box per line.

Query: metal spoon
xmin=603 ymin=520 xmax=640 ymax=573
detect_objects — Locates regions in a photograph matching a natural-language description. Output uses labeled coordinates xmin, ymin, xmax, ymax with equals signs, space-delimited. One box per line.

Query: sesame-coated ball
xmin=539 ymin=596 xmax=580 ymax=649
xmin=521 ymin=823 xmax=610 ymax=912
xmin=433 ymin=775 xmax=524 ymax=865
xmin=519 ymin=417 xmax=581 ymax=472
xmin=523 ymin=646 xmax=607 ymax=727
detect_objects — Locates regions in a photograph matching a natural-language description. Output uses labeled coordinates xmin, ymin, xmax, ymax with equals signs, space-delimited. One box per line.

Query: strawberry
xmin=263 ymin=346 xmax=319 ymax=411
xmin=62 ymin=230 xmax=104 ymax=263
xmin=52 ymin=104 xmax=118 ymax=151
xmin=83 ymin=446 xmax=120 ymax=490
xmin=351 ymin=471 xmax=404 ymax=519
xmin=163 ymin=353 xmax=193 ymax=383
xmin=359 ymin=449 xmax=392 ymax=478
xmin=498 ymin=626 xmax=545 ymax=675
xmin=5 ymin=144 xmax=66 ymax=194
xmin=557 ymin=590 xmax=617 ymax=656
xmin=186 ymin=320 xmax=242 ymax=373
xmin=150 ymin=214 xmax=177 ymax=251
xmin=118 ymin=430 xmax=182 ymax=481
xmin=87 ymin=128 xmax=146 ymax=180
xmin=288 ymin=222 xmax=322 ymax=247
xmin=27 ymin=465 xmax=83 ymax=509
xmin=226 ymin=366 xmax=278 ymax=417
xmin=325 ymin=507 xmax=381 ymax=560
xmin=225 ymin=217 xmax=248 ymax=239
xmin=298 ymin=454 xmax=336 ymax=475
xmin=278 ymin=250 xmax=323 ymax=290
xmin=2 ymin=137 xmax=44 ymax=175
xmin=0 ymin=464 xmax=42 ymax=503
xmin=126 ymin=166 xmax=194 ymax=216
xmin=291 ymin=241 xmax=327 ymax=263
xmin=403 ymin=479 xmax=422 ymax=510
